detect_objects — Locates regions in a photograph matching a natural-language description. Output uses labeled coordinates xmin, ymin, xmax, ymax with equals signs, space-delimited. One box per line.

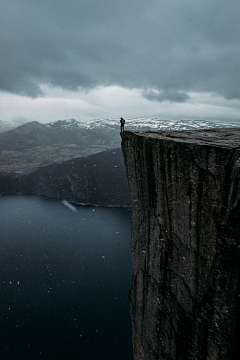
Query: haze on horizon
xmin=1 ymin=0 xmax=240 ymax=125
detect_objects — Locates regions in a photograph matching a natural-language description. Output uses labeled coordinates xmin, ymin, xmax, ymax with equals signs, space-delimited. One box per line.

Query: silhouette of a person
xmin=120 ymin=117 xmax=125 ymax=133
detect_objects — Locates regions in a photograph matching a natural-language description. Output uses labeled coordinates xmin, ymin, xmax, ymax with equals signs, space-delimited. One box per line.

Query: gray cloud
xmin=143 ymin=90 xmax=190 ymax=103
xmin=1 ymin=0 xmax=240 ymax=100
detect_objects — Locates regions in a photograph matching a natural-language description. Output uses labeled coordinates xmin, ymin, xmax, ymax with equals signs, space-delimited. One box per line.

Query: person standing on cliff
xmin=120 ymin=117 xmax=125 ymax=133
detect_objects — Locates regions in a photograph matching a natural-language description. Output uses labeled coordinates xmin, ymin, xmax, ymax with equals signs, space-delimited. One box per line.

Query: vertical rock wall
xmin=121 ymin=129 xmax=240 ymax=360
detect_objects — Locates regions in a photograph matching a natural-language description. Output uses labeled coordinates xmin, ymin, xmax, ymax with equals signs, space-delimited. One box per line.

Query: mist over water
xmin=0 ymin=195 xmax=132 ymax=360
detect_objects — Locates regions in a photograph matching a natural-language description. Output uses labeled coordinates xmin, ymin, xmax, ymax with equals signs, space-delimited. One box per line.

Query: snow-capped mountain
xmin=46 ymin=117 xmax=240 ymax=131
xmin=1 ymin=117 xmax=239 ymax=134
xmin=1 ymin=117 xmax=239 ymax=154
xmin=46 ymin=118 xmax=85 ymax=130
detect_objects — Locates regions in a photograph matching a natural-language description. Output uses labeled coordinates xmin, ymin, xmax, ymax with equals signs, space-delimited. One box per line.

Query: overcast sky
xmin=1 ymin=0 xmax=240 ymax=124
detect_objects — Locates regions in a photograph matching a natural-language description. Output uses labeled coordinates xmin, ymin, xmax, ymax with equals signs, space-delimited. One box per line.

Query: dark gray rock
xmin=121 ymin=128 xmax=240 ymax=360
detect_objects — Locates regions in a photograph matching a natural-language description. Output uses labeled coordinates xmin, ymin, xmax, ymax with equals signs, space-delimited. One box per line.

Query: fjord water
xmin=0 ymin=195 xmax=132 ymax=360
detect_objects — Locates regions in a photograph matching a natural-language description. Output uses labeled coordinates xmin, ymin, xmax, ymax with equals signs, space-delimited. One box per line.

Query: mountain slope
xmin=0 ymin=148 xmax=130 ymax=206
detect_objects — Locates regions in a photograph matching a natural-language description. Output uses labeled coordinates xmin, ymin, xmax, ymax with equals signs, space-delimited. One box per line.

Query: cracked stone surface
xmin=121 ymin=128 xmax=240 ymax=360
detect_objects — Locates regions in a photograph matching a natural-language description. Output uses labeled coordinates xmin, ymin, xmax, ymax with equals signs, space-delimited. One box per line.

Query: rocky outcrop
xmin=121 ymin=128 xmax=240 ymax=359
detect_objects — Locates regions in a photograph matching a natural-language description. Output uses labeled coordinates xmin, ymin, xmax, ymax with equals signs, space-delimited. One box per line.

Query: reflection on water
xmin=0 ymin=195 xmax=132 ymax=360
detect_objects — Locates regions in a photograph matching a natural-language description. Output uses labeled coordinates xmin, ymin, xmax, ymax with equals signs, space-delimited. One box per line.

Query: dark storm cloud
xmin=1 ymin=0 xmax=240 ymax=100
xmin=143 ymin=90 xmax=190 ymax=103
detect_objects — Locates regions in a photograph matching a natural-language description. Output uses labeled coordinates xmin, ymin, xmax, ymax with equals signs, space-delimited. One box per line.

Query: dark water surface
xmin=0 ymin=195 xmax=133 ymax=360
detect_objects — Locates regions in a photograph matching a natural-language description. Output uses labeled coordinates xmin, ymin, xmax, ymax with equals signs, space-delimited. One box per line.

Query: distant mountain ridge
xmin=1 ymin=116 xmax=239 ymax=134
xmin=1 ymin=117 xmax=239 ymax=171
xmin=1 ymin=117 xmax=239 ymax=152
xmin=0 ymin=118 xmax=119 ymax=153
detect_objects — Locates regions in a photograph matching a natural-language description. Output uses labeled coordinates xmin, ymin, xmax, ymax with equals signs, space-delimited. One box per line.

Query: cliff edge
xmin=121 ymin=128 xmax=240 ymax=360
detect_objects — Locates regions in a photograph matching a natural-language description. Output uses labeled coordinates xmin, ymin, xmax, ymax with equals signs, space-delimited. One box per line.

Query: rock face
xmin=121 ymin=128 xmax=240 ymax=360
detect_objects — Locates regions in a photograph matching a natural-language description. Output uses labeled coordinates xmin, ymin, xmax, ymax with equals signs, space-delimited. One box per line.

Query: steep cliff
xmin=121 ymin=128 xmax=240 ymax=360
